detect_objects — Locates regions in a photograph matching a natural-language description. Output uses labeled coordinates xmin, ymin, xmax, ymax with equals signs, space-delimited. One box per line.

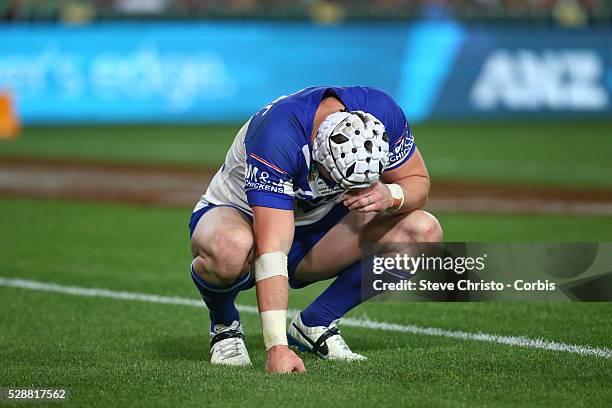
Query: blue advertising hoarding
xmin=434 ymin=28 xmax=612 ymax=119
xmin=0 ymin=22 xmax=610 ymax=124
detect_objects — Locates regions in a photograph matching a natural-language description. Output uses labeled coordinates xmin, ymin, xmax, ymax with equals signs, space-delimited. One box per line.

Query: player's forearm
xmin=253 ymin=220 xmax=291 ymax=313
xmin=392 ymin=175 xmax=430 ymax=213
xmin=256 ymin=276 xmax=288 ymax=311
xmin=253 ymin=251 xmax=290 ymax=350
xmin=255 ymin=274 xmax=289 ymax=349
xmin=251 ymin=206 xmax=295 ymax=349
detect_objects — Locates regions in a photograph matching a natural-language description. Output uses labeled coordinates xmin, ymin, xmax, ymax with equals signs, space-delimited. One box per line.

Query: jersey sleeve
xmin=384 ymin=103 xmax=416 ymax=171
xmin=244 ymin=118 xmax=303 ymax=211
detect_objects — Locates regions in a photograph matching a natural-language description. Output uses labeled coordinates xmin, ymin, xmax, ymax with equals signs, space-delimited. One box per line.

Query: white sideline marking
xmin=1 ymin=276 xmax=611 ymax=359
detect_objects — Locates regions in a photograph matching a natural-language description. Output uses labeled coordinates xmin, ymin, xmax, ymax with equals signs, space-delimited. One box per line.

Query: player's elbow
xmin=407 ymin=176 xmax=430 ymax=210
xmin=421 ymin=176 xmax=431 ymax=204
xmin=415 ymin=192 xmax=428 ymax=210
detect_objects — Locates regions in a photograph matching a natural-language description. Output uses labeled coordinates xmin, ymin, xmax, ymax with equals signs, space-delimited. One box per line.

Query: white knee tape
xmin=259 ymin=310 xmax=288 ymax=349
xmin=255 ymin=251 xmax=288 ymax=282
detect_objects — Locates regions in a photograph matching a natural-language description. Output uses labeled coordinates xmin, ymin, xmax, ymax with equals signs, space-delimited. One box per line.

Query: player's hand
xmin=265 ymin=345 xmax=306 ymax=373
xmin=342 ymin=182 xmax=393 ymax=213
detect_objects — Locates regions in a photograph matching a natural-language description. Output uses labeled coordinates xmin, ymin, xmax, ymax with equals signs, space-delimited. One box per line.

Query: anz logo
xmin=471 ymin=49 xmax=609 ymax=111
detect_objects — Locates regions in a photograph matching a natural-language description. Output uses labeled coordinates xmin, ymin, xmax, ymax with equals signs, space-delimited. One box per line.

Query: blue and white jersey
xmin=195 ymin=86 xmax=416 ymax=226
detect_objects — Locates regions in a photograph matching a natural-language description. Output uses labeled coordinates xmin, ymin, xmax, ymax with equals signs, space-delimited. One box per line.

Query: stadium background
xmin=1 ymin=1 xmax=611 ymax=406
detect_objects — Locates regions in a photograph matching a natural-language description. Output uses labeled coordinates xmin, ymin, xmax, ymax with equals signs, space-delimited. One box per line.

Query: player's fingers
xmin=348 ymin=196 xmax=371 ymax=210
xmin=343 ymin=185 xmax=375 ymax=201
xmin=368 ymin=191 xmax=382 ymax=204
xmin=343 ymin=191 xmax=369 ymax=206
xmin=345 ymin=184 xmax=375 ymax=196
xmin=357 ymin=203 xmax=382 ymax=213
xmin=343 ymin=197 xmax=355 ymax=207
xmin=347 ymin=199 xmax=361 ymax=209
xmin=293 ymin=360 xmax=306 ymax=372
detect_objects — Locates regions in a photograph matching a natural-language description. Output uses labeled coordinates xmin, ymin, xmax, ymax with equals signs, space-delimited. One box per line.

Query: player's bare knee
xmin=384 ymin=210 xmax=442 ymax=243
xmin=203 ymin=229 xmax=254 ymax=284
xmin=406 ymin=210 xmax=443 ymax=242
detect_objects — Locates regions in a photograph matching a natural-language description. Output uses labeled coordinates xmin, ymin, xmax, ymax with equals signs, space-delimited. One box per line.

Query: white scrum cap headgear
xmin=312 ymin=110 xmax=389 ymax=190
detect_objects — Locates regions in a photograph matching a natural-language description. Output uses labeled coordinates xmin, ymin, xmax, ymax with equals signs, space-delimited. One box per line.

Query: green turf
xmin=1 ymin=121 xmax=612 ymax=187
xmin=0 ymin=124 xmax=236 ymax=167
xmin=1 ymin=198 xmax=611 ymax=406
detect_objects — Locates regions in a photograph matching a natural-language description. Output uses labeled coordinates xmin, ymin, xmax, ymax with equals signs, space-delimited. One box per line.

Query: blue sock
xmin=190 ymin=261 xmax=253 ymax=330
xmin=300 ymin=261 xmax=365 ymax=327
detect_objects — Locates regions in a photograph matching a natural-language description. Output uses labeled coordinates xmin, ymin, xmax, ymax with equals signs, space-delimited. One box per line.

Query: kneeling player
xmin=189 ymin=86 xmax=442 ymax=373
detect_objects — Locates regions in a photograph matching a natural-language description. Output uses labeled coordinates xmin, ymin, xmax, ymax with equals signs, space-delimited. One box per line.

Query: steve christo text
xmin=370 ymin=254 xmax=556 ymax=292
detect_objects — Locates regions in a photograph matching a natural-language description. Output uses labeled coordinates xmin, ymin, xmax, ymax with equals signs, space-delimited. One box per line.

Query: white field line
xmin=1 ymin=276 xmax=611 ymax=359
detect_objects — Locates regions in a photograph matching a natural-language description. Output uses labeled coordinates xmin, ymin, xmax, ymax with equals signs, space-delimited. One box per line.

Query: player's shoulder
xmin=246 ymin=98 xmax=311 ymax=149
xmin=337 ymin=86 xmax=396 ymax=104
xmin=243 ymin=99 xmax=312 ymax=178
xmin=264 ymin=98 xmax=309 ymax=124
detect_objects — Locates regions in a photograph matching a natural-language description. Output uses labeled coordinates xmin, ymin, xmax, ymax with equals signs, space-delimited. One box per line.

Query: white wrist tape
xmin=260 ymin=310 xmax=288 ymax=349
xmin=255 ymin=252 xmax=288 ymax=282
xmin=386 ymin=183 xmax=405 ymax=213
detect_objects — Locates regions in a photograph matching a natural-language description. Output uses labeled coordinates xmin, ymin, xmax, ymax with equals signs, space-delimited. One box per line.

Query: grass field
xmin=1 ymin=199 xmax=611 ymax=407
xmin=1 ymin=121 xmax=612 ymax=187
xmin=1 ymin=122 xmax=612 ymax=406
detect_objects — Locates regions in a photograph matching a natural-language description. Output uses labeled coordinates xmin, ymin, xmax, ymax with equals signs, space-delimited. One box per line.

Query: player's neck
xmin=311 ymin=97 xmax=346 ymax=144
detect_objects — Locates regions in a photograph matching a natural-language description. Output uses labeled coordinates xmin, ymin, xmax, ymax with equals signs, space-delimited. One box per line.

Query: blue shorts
xmin=189 ymin=203 xmax=349 ymax=289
